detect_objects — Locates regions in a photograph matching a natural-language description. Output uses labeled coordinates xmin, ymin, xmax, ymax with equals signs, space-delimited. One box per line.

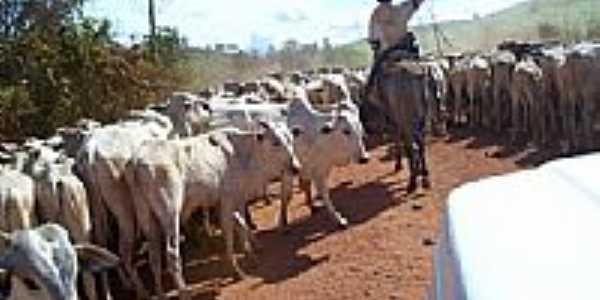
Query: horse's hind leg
xmin=404 ymin=135 xmax=418 ymax=194
xmin=419 ymin=139 xmax=431 ymax=190
xmin=414 ymin=118 xmax=431 ymax=190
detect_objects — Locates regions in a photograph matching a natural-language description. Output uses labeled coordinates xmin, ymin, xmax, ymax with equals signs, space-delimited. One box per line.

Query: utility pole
xmin=148 ymin=0 xmax=157 ymax=56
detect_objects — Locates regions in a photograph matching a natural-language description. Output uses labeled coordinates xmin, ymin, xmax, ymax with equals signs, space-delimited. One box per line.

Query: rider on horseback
xmin=366 ymin=0 xmax=425 ymax=94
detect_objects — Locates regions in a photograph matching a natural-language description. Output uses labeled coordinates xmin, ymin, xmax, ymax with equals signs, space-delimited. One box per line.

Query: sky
xmin=84 ymin=0 xmax=529 ymax=50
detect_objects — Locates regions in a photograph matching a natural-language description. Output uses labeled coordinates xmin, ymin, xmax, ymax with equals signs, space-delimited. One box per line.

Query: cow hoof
xmin=422 ymin=178 xmax=432 ymax=190
xmin=246 ymin=253 xmax=259 ymax=268
xmin=395 ymin=162 xmax=404 ymax=172
xmin=230 ymin=264 xmax=247 ymax=280
xmin=337 ymin=217 xmax=349 ymax=229
xmin=247 ymin=221 xmax=258 ymax=231
xmin=279 ymin=225 xmax=291 ymax=235
xmin=407 ymin=181 xmax=418 ymax=194
xmin=309 ymin=200 xmax=325 ymax=214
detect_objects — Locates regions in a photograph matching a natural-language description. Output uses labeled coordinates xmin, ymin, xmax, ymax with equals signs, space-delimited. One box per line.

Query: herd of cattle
xmin=0 ymin=69 xmax=370 ymax=300
xmin=442 ymin=40 xmax=600 ymax=153
xmin=0 ymin=38 xmax=599 ymax=300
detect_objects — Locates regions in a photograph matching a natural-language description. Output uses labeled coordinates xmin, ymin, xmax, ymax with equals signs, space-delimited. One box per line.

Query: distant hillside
xmin=345 ymin=0 xmax=600 ymax=58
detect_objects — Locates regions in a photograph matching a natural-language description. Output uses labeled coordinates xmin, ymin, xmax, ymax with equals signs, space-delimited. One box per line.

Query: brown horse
xmin=366 ymin=61 xmax=431 ymax=193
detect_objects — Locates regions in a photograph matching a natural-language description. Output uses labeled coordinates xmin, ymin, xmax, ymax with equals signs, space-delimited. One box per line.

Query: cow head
xmin=321 ymin=109 xmax=370 ymax=166
xmin=255 ymin=120 xmax=302 ymax=176
xmin=166 ymin=92 xmax=212 ymax=137
xmin=0 ymin=224 xmax=118 ymax=300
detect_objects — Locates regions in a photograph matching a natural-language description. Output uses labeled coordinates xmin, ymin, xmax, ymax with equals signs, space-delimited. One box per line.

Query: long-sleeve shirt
xmin=368 ymin=1 xmax=420 ymax=53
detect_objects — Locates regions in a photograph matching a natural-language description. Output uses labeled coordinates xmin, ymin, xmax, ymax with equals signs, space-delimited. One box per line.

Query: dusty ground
xmin=123 ymin=129 xmax=547 ymax=300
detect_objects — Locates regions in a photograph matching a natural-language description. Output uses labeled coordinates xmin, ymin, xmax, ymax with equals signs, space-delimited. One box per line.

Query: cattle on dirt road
xmin=76 ymin=113 xmax=173 ymax=300
xmin=124 ymin=122 xmax=301 ymax=300
xmin=280 ymin=92 xmax=369 ymax=228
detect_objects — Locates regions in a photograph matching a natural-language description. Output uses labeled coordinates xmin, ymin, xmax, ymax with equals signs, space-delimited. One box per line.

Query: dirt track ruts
xmin=125 ymin=129 xmax=535 ymax=300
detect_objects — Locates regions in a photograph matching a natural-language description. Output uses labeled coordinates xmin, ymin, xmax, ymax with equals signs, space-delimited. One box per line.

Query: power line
xmin=428 ymin=0 xmax=454 ymax=55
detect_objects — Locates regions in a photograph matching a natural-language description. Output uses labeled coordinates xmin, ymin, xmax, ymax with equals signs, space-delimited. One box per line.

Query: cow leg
xmin=202 ymin=207 xmax=216 ymax=236
xmin=148 ymin=217 xmax=165 ymax=300
xmin=244 ymin=204 xmax=258 ymax=230
xmin=96 ymin=177 xmax=149 ymax=299
xmin=299 ymin=177 xmax=318 ymax=214
xmin=314 ymin=175 xmax=347 ymax=228
xmin=233 ymin=209 xmax=257 ymax=261
xmin=394 ymin=141 xmax=404 ymax=172
xmin=278 ymin=174 xmax=294 ymax=230
xmin=581 ymin=89 xmax=595 ymax=151
xmin=131 ymin=174 xmax=166 ymax=300
xmin=152 ymin=183 xmax=189 ymax=300
xmin=261 ymin=184 xmax=272 ymax=206
xmin=84 ymin=173 xmax=112 ymax=300
xmin=221 ymin=199 xmax=245 ymax=278
xmin=468 ymin=81 xmax=476 ymax=128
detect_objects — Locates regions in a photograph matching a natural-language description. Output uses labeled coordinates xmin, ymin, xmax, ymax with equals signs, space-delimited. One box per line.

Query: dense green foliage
xmin=0 ymin=1 xmax=184 ymax=139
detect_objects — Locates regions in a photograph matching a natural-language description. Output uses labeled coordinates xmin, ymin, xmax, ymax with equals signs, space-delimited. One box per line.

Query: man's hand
xmin=368 ymin=39 xmax=381 ymax=52
xmin=412 ymin=0 xmax=425 ymax=8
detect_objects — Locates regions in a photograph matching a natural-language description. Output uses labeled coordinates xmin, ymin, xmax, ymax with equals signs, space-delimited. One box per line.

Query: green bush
xmin=0 ymin=16 xmax=183 ymax=139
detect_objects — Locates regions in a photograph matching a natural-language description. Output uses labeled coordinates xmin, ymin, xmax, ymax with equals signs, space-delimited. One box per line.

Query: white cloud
xmin=84 ymin=0 xmax=529 ymax=48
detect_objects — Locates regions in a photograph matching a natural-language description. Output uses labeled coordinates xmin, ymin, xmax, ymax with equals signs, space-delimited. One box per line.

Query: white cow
xmin=125 ymin=121 xmax=301 ymax=300
xmin=280 ymin=89 xmax=370 ymax=228
xmin=0 ymin=169 xmax=36 ymax=243
xmin=30 ymin=157 xmax=98 ymax=300
xmin=0 ymin=224 xmax=118 ymax=300
xmin=160 ymin=92 xmax=212 ymax=138
xmin=76 ymin=112 xmax=173 ymax=299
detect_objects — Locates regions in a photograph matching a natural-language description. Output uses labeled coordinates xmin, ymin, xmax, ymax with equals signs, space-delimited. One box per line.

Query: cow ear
xmin=292 ymin=126 xmax=303 ymax=137
xmin=0 ymin=231 xmax=12 ymax=246
xmin=256 ymin=133 xmax=265 ymax=142
xmin=257 ymin=120 xmax=270 ymax=130
xmin=208 ymin=134 xmax=219 ymax=147
xmin=74 ymin=244 xmax=119 ymax=274
xmin=321 ymin=124 xmax=333 ymax=134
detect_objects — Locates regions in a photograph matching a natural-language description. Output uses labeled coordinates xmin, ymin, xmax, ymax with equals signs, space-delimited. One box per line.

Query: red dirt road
xmin=169 ymin=131 xmax=533 ymax=300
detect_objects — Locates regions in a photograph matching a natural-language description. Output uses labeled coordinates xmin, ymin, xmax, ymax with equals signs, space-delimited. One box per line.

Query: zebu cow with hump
xmin=489 ymin=50 xmax=516 ymax=132
xmin=0 ymin=224 xmax=118 ymax=300
xmin=22 ymin=144 xmax=100 ymax=300
xmin=422 ymin=59 xmax=449 ymax=135
xmin=510 ymin=56 xmax=544 ymax=145
xmin=280 ymin=88 xmax=369 ymax=228
xmin=76 ymin=110 xmax=173 ymax=299
xmin=562 ymin=42 xmax=600 ymax=152
xmin=367 ymin=61 xmax=430 ymax=193
xmin=466 ymin=55 xmax=491 ymax=128
xmin=447 ymin=55 xmax=470 ymax=126
xmin=536 ymin=45 xmax=568 ymax=149
xmin=124 ymin=121 xmax=301 ymax=300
